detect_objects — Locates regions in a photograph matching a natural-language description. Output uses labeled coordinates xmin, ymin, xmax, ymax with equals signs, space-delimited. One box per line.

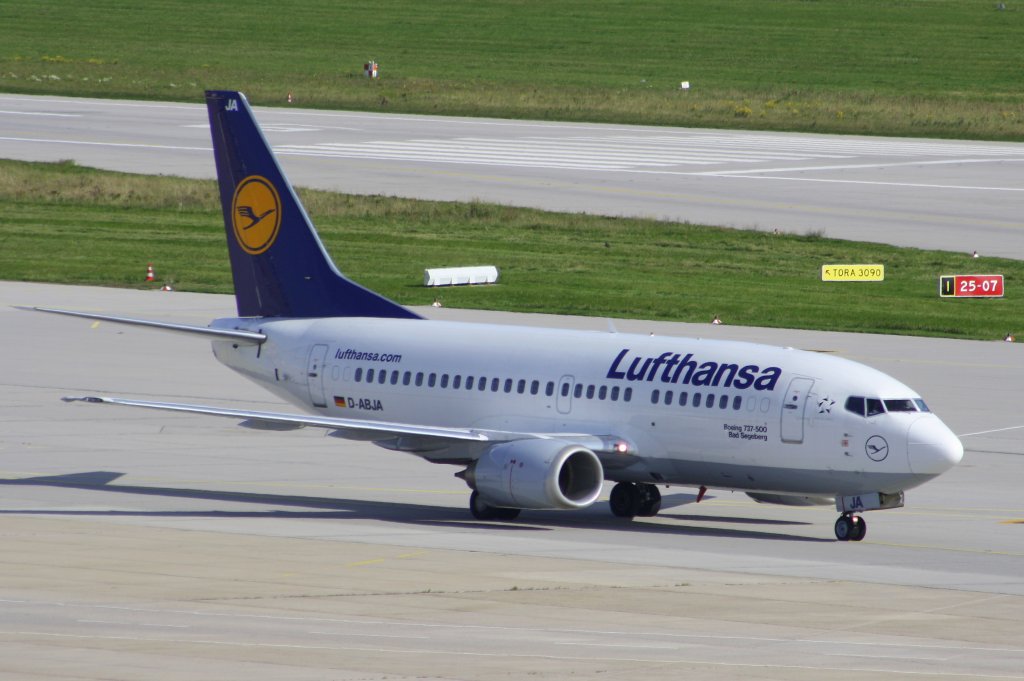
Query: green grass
xmin=1 ymin=0 xmax=1022 ymax=139
xmin=2 ymin=159 xmax=1021 ymax=341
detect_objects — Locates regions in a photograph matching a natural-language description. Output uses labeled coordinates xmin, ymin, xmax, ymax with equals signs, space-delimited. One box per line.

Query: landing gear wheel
xmin=609 ymin=482 xmax=640 ymax=518
xmin=494 ymin=507 xmax=521 ymax=521
xmin=850 ymin=515 xmax=867 ymax=541
xmin=834 ymin=514 xmax=866 ymax=541
xmin=636 ymin=483 xmax=662 ymax=517
xmin=469 ymin=492 xmax=520 ymax=521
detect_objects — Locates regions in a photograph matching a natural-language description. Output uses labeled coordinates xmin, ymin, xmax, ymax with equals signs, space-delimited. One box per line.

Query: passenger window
xmin=466 ymin=376 xmax=475 ymax=390
xmin=610 ymin=386 xmax=620 ymax=401
xmin=531 ymin=380 xmax=539 ymax=395
xmin=403 ymin=371 xmax=411 ymax=386
xmin=574 ymin=384 xmax=583 ymax=399
xmin=440 ymin=374 xmax=449 ymax=389
xmin=664 ymin=390 xmax=673 ymax=405
xmin=733 ymin=395 xmax=742 ymax=410
xmin=378 ymin=370 xmax=387 ymax=384
xmin=452 ymin=375 xmax=461 ymax=389
xmin=651 ymin=389 xmax=660 ymax=404
xmin=561 ymin=382 xmax=570 ymax=397
xmin=719 ymin=395 xmax=729 ymax=409
xmin=546 ymin=381 xmax=555 ymax=397
xmin=504 ymin=378 xmax=513 ymax=393
xmin=624 ymin=387 xmax=633 ymax=402
xmin=586 ymin=385 xmax=595 ymax=399
xmin=517 ymin=379 xmax=526 ymax=394
xmin=884 ymin=399 xmax=916 ymax=412
xmin=866 ymin=398 xmax=885 ymax=416
xmin=354 ymin=368 xmax=363 ymax=382
xmin=598 ymin=385 xmax=607 ymax=400
xmin=705 ymin=394 xmax=715 ymax=408
xmin=491 ymin=378 xmax=500 ymax=392
xmin=415 ymin=372 xmax=424 ymax=387
xmin=479 ymin=377 xmax=488 ymax=391
xmin=428 ymin=373 xmax=437 ymax=388
xmin=391 ymin=370 xmax=399 ymax=385
xmin=366 ymin=368 xmax=375 ymax=383
xmin=845 ymin=396 xmax=865 ymax=416
xmin=693 ymin=392 xmax=701 ymax=407
xmin=679 ymin=391 xmax=688 ymax=406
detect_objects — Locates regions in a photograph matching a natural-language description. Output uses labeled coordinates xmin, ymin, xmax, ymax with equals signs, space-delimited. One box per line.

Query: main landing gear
xmin=609 ymin=482 xmax=662 ymax=518
xmin=834 ymin=513 xmax=867 ymax=542
xmin=469 ymin=491 xmax=521 ymax=521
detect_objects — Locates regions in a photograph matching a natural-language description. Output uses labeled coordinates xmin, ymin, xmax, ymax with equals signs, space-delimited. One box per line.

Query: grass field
xmin=2 ymin=1 xmax=1022 ymax=139
xmin=2 ymin=159 xmax=1020 ymax=341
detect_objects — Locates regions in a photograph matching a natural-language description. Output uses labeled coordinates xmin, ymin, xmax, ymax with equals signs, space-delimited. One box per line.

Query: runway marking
xmin=4 ymin=630 xmax=1021 ymax=677
xmin=959 ymin=424 xmax=1024 ymax=438
xmin=0 ymin=135 xmax=208 ymax=152
xmin=694 ymin=157 xmax=1024 ymax=176
xmin=0 ymin=110 xmax=80 ymax=117
xmin=309 ymin=630 xmax=429 ymax=639
xmin=687 ymin=173 xmax=1024 ymax=192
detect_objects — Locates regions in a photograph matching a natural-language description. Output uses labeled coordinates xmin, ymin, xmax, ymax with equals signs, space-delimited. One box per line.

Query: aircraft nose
xmin=907 ymin=417 xmax=963 ymax=475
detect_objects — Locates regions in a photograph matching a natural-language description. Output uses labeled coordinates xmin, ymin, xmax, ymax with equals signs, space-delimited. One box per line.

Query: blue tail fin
xmin=205 ymin=90 xmax=421 ymax=320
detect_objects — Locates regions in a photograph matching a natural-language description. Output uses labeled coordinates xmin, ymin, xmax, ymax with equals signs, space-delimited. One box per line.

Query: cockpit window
xmin=866 ymin=398 xmax=885 ymax=416
xmin=884 ymin=399 xmax=917 ymax=412
xmin=847 ymin=395 xmax=923 ymax=417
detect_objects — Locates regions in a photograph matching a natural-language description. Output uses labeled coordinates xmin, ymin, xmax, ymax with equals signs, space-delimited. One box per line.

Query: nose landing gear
xmin=834 ymin=513 xmax=866 ymax=541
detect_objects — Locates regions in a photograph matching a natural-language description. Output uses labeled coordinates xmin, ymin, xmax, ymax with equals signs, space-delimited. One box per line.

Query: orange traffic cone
xmin=287 ymin=92 xmax=293 ymax=104
xmin=146 ymin=263 xmax=155 ymax=282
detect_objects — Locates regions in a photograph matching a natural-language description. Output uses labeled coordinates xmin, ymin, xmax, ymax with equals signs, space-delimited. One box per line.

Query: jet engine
xmin=463 ymin=439 xmax=604 ymax=510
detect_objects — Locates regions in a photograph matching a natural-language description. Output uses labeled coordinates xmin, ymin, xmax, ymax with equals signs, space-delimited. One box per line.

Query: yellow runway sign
xmin=821 ymin=264 xmax=885 ymax=282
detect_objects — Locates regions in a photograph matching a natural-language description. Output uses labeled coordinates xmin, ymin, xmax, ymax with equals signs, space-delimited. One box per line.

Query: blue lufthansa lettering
xmin=606 ymin=349 xmax=781 ymax=391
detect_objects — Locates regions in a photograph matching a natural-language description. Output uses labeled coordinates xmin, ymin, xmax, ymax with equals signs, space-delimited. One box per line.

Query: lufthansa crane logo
xmin=865 ymin=435 xmax=889 ymax=462
xmin=231 ymin=175 xmax=281 ymax=255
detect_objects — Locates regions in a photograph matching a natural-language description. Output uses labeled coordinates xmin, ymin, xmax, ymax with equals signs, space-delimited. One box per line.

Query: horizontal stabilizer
xmin=21 ymin=307 xmax=266 ymax=344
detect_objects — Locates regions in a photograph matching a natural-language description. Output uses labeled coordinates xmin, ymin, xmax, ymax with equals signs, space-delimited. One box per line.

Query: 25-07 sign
xmin=939 ymin=274 xmax=1004 ymax=298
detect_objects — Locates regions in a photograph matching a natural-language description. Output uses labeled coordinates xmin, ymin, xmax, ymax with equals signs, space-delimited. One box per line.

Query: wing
xmin=61 ymin=395 xmax=635 ymax=463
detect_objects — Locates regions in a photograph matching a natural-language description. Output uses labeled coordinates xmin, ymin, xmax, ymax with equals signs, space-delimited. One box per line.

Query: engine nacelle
xmin=466 ymin=439 xmax=604 ymax=510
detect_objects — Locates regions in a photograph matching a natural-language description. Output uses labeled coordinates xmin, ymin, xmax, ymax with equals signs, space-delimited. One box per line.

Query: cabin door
xmin=306 ymin=344 xmax=329 ymax=408
xmin=780 ymin=377 xmax=814 ymax=443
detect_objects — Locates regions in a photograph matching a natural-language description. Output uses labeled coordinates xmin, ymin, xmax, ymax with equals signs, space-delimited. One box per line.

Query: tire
xmin=637 ymin=484 xmax=662 ymax=517
xmin=470 ymin=491 xmax=497 ymax=520
xmin=609 ymin=482 xmax=640 ymax=518
xmin=850 ymin=515 xmax=867 ymax=541
xmin=834 ymin=515 xmax=853 ymax=541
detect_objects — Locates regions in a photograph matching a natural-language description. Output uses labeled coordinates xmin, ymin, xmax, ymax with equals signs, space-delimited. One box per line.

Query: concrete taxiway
xmin=0 ymin=93 xmax=1021 ymax=258
xmin=2 ymin=281 xmax=1023 ymax=680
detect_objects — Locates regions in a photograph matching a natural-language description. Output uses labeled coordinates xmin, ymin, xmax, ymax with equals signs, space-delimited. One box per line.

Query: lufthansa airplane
xmin=32 ymin=91 xmax=963 ymax=541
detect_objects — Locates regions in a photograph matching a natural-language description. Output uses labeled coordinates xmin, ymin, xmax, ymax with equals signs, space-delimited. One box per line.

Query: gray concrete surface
xmin=1 ymin=93 xmax=1021 ymax=258
xmin=2 ymin=282 xmax=1023 ymax=680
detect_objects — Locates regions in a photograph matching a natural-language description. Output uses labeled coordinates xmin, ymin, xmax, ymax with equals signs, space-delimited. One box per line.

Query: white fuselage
xmin=211 ymin=316 xmax=963 ymax=498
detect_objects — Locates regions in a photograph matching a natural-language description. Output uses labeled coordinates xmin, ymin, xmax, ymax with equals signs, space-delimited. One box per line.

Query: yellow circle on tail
xmin=231 ymin=175 xmax=281 ymax=255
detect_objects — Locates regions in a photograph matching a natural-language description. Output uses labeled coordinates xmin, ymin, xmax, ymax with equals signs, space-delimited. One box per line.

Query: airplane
xmin=27 ymin=90 xmax=964 ymax=542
